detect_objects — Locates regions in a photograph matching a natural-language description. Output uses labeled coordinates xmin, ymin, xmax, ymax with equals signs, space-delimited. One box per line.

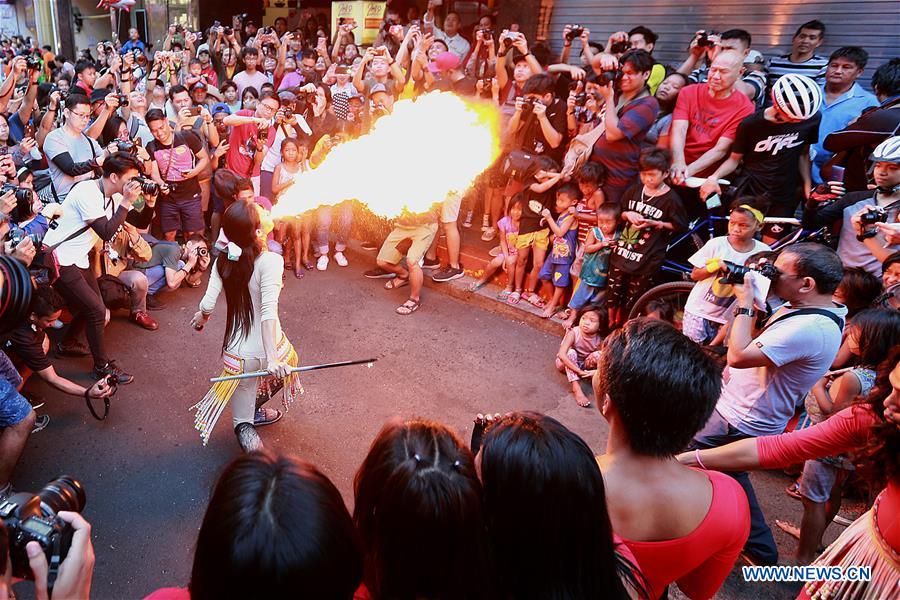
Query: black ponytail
xmin=217 ymin=199 xmax=263 ymax=352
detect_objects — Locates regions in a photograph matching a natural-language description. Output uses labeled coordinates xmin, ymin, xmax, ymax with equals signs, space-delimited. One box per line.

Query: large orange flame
xmin=271 ymin=92 xmax=500 ymax=219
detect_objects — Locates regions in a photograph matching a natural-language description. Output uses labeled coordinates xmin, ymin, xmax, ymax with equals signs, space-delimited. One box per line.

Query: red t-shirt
xmin=672 ymin=83 xmax=754 ymax=176
xmin=619 ymin=469 xmax=750 ymax=599
xmin=225 ymin=110 xmax=274 ymax=178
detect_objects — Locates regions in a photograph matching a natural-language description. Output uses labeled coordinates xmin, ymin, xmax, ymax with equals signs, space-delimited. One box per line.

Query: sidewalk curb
xmin=344 ymin=243 xmax=565 ymax=337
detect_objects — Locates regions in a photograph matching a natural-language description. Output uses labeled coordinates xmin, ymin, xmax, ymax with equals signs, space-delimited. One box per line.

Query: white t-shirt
xmin=684 ymin=236 xmax=771 ymax=323
xmin=233 ymin=70 xmax=270 ymax=97
xmin=260 ymin=126 xmax=291 ymax=173
xmin=42 ymin=179 xmax=117 ymax=269
xmin=43 ymin=128 xmax=103 ymax=202
xmin=716 ymin=304 xmax=847 ymax=437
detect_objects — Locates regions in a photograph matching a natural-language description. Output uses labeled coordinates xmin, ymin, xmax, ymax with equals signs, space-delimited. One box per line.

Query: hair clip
xmin=413 ymin=453 xmax=422 ymax=463
xmin=453 ymin=459 xmax=461 ymax=470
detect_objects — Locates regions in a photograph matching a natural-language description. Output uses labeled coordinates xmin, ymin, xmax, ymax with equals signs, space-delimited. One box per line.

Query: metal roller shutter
xmin=548 ymin=0 xmax=900 ymax=89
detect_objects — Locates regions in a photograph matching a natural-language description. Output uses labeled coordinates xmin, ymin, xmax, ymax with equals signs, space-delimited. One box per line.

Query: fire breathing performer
xmin=189 ymin=199 xmax=301 ymax=452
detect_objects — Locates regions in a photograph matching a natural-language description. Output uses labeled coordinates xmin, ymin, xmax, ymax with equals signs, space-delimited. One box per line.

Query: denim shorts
xmin=159 ymin=193 xmax=203 ymax=234
xmin=0 ymin=378 xmax=32 ymax=428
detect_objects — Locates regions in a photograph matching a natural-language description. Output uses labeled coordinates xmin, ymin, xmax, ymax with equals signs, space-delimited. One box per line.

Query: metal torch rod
xmin=210 ymin=358 xmax=378 ymax=382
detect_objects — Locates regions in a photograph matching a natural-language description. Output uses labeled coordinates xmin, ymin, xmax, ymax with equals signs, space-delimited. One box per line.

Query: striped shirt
xmin=765 ymin=54 xmax=828 ymax=91
xmin=590 ymin=95 xmax=659 ymax=189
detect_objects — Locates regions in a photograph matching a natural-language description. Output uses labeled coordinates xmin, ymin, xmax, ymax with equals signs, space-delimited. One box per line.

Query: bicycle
xmin=627 ymin=216 xmax=830 ymax=325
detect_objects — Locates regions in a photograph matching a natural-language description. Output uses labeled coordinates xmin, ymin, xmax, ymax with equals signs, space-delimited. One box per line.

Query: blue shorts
xmin=159 ymin=193 xmax=204 ymax=234
xmin=539 ymin=260 xmax=571 ymax=288
xmin=569 ymin=281 xmax=605 ymax=309
xmin=800 ymin=458 xmax=848 ymax=503
xmin=0 ymin=378 xmax=32 ymax=428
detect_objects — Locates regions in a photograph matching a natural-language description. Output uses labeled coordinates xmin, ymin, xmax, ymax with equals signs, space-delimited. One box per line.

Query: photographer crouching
xmin=42 ymin=153 xmax=159 ymax=385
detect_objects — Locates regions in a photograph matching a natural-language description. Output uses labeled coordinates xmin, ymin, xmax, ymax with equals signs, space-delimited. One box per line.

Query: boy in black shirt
xmin=609 ymin=149 xmax=687 ymax=328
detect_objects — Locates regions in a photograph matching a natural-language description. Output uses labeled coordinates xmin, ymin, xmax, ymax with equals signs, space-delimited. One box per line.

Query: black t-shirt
xmin=611 ymin=184 xmax=688 ymax=274
xmin=732 ymin=110 xmax=820 ymax=206
xmin=3 ymin=324 xmax=51 ymax=372
xmin=146 ymin=131 xmax=204 ymax=199
xmin=518 ymin=181 xmax=557 ymax=235
xmin=517 ymin=98 xmax=568 ymax=162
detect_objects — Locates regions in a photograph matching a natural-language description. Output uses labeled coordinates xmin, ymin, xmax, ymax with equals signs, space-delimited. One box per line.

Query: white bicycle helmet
xmin=871 ymin=135 xmax=900 ymax=164
xmin=771 ymin=74 xmax=823 ymax=120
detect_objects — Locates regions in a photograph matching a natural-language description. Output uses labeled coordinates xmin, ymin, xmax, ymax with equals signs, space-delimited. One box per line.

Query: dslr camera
xmin=857 ymin=206 xmax=888 ymax=239
xmin=24 ymin=56 xmax=41 ymax=70
xmin=598 ymin=69 xmax=623 ymax=85
xmin=609 ymin=40 xmax=629 ymax=54
xmin=520 ymin=96 xmax=537 ymax=114
xmin=235 ymin=13 xmax=249 ymax=22
xmin=6 ymin=225 xmax=42 ymax=247
xmin=696 ymin=31 xmax=717 ymax=48
xmin=718 ymin=260 xmax=780 ymax=286
xmin=116 ymin=93 xmax=129 ymax=107
xmin=1 ymin=182 xmax=34 ymax=206
xmin=565 ymin=25 xmax=585 ymax=42
xmin=115 ymin=139 xmax=138 ymax=154
xmin=133 ymin=176 xmax=162 ymax=196
xmin=0 ymin=476 xmax=86 ymax=581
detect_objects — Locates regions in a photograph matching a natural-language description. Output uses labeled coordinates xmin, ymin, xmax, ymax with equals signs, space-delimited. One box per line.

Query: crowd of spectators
xmin=0 ymin=4 xmax=899 ymax=599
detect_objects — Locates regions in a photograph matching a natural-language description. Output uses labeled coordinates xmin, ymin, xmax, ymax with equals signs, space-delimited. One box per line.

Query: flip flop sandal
xmin=496 ymin=289 xmax=512 ymax=300
xmin=785 ymin=481 xmax=802 ymax=500
xmin=507 ymin=291 xmax=522 ymax=304
xmin=396 ymin=299 xmax=420 ymax=315
xmin=577 ymin=398 xmax=593 ymax=408
xmin=254 ymin=407 xmax=283 ymax=427
xmin=303 ymin=261 xmax=314 ymax=271
xmin=385 ymin=277 xmax=409 ymax=290
xmin=468 ymin=281 xmax=487 ymax=292
xmin=524 ymin=293 xmax=546 ymax=309
xmin=294 ymin=269 xmax=304 ymax=279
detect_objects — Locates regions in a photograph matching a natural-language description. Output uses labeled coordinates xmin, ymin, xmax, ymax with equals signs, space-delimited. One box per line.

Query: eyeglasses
xmin=68 ymin=110 xmax=91 ymax=119
xmin=258 ymin=103 xmax=279 ymax=113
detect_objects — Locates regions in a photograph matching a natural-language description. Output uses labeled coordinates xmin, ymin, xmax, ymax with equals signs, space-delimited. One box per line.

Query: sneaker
xmin=56 ymin=341 xmax=90 ymax=358
xmin=146 ymin=294 xmax=166 ymax=311
xmin=361 ymin=241 xmax=379 ymax=251
xmin=422 ymin=257 xmax=441 ymax=270
xmin=463 ymin=210 xmax=474 ymax=228
xmin=31 ymin=414 xmax=50 ymax=434
xmin=334 ymin=251 xmax=348 ymax=267
xmin=364 ymin=267 xmax=396 ymax=279
xmin=130 ymin=311 xmax=159 ymax=331
xmin=433 ymin=266 xmax=464 ymax=282
xmin=93 ymin=360 xmax=134 ymax=385
xmin=235 ymin=423 xmax=263 ymax=453
xmin=317 ymin=255 xmax=329 ymax=271
xmin=481 ymin=227 xmax=497 ymax=242
xmin=481 ymin=214 xmax=490 ymax=231
xmin=254 ymin=407 xmax=284 ymax=426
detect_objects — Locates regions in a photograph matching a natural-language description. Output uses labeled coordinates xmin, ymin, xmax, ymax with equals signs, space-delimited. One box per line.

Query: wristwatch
xmin=733 ymin=307 xmax=757 ymax=318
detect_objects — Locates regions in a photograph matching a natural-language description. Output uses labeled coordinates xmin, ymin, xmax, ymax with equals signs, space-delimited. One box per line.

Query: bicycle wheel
xmin=627 ymin=281 xmax=696 ymax=329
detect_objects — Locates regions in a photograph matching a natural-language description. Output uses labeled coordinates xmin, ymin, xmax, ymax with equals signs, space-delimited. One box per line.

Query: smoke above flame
xmin=271 ymin=92 xmax=500 ymax=219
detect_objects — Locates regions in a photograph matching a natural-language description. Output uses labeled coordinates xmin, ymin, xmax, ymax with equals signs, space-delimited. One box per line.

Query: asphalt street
xmin=11 ymin=259 xmax=848 ymax=599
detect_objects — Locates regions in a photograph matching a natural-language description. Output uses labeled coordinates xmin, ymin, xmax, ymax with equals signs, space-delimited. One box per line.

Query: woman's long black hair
xmin=859 ymin=347 xmax=900 ymax=488
xmin=479 ymin=412 xmax=647 ymax=600
xmin=353 ymin=418 xmax=492 ymax=600
xmin=218 ymin=199 xmax=263 ymax=352
xmin=190 ymin=450 xmax=362 ymax=599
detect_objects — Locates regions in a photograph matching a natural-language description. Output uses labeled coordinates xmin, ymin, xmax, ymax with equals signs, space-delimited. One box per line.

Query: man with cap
xmin=190 ymin=80 xmax=218 ymax=113
xmin=85 ymin=88 xmax=122 ymax=140
xmin=418 ymin=51 xmax=466 ymax=93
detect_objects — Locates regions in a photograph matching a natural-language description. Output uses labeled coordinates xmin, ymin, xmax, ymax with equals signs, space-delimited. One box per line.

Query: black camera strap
xmin=84 ymin=385 xmax=112 ymax=421
xmin=760 ymin=307 xmax=844 ymax=334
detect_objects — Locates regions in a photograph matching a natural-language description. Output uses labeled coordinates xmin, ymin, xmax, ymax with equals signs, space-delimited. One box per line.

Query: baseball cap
xmin=190 ymin=81 xmax=207 ymax=92
xmin=370 ymin=83 xmax=388 ymax=95
xmin=211 ymin=102 xmax=231 ymax=116
xmin=90 ymin=88 xmax=108 ymax=103
xmin=428 ymin=51 xmax=460 ymax=73
xmin=511 ymin=50 xmax=529 ymax=65
xmin=346 ymin=90 xmax=364 ymax=103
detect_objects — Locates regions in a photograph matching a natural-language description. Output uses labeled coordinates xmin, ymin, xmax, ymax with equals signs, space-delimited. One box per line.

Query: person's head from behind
xmin=28 ymin=284 xmax=65 ymax=330
xmin=645 ymin=299 xmax=674 ymax=323
xmin=593 ymin=318 xmax=722 ymax=457
xmin=628 ymin=26 xmax=657 ymax=53
xmin=64 ymin=94 xmax=91 ymax=133
xmin=792 ymin=20 xmax=826 ymax=56
xmin=234 ymin=178 xmax=255 ymax=203
xmin=845 ymin=308 xmax=900 ymax=367
xmin=479 ymin=412 xmax=638 ymax=599
xmin=617 ymin=49 xmax=654 ymax=95
xmin=834 ymin=267 xmax=882 ymax=317
xmin=577 ymin=305 xmax=607 ymax=337
xmin=707 ymin=50 xmax=744 ymax=94
xmin=597 ymin=203 xmax=621 ymax=237
xmin=522 ymin=73 xmax=555 ymax=107
xmin=555 ymin=182 xmax=579 ymax=214
xmin=826 ymin=47 xmax=868 ymax=90
xmin=638 ymin=148 xmax=671 ymax=190
xmin=101 ymin=153 xmax=143 ymax=195
xmin=190 ymin=450 xmax=362 ymax=600
xmin=883 ymin=252 xmax=900 ymax=290
xmin=213 ymin=169 xmax=241 ymax=209
xmin=728 ymin=197 xmax=768 ymax=243
xmin=772 ymin=243 xmax=844 ymax=303
xmin=872 ymin=58 xmax=900 ymax=102
xmin=353 ymin=419 xmax=488 ymax=600
xmin=655 ymin=72 xmax=688 ymax=107
xmin=574 ymin=161 xmax=607 ymax=197
xmin=217 ymin=199 xmax=264 ymax=349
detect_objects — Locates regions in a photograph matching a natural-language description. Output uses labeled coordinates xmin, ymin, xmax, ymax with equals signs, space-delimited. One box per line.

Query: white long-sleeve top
xmin=200 ymin=251 xmax=285 ymax=358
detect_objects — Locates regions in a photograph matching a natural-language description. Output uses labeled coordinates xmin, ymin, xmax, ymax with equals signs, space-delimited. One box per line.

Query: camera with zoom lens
xmin=223 ymin=25 xmax=233 ymax=36
xmin=565 ymin=25 xmax=584 ymax=42
xmin=520 ymin=96 xmax=536 ymax=114
xmin=50 ymin=86 xmax=68 ymax=102
xmin=573 ymin=92 xmax=588 ymax=107
xmin=5 ymin=225 xmax=42 ymax=247
xmin=24 ymin=56 xmax=41 ymax=70
xmin=481 ymin=29 xmax=493 ymax=40
xmin=697 ymin=31 xmax=717 ymax=48
xmin=1 ymin=183 xmax=34 ymax=206
xmin=197 ymin=246 xmax=209 ymax=258
xmin=598 ymin=69 xmax=623 ymax=85
xmin=718 ymin=260 xmax=780 ymax=286
xmin=0 ymin=476 xmax=86 ymax=581
xmin=857 ymin=206 xmax=888 ymax=240
xmin=115 ymin=139 xmax=138 ymax=154
xmin=609 ymin=40 xmax=629 ymax=54
xmin=133 ymin=176 xmax=161 ymax=196
xmin=235 ymin=13 xmax=248 ymax=22
xmin=574 ymin=106 xmax=596 ymax=124
xmin=116 ymin=93 xmax=129 ymax=107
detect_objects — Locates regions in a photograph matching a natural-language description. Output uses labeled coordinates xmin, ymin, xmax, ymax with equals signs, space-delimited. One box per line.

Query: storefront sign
xmin=331 ymin=1 xmax=385 ymax=46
